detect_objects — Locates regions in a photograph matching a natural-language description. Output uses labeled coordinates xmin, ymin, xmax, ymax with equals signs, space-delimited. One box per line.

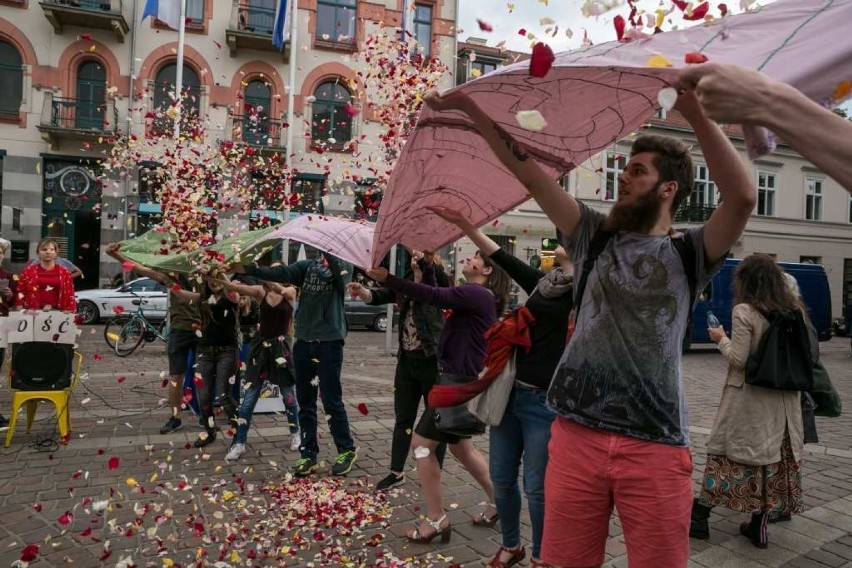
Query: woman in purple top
xmin=368 ymin=250 xmax=511 ymax=545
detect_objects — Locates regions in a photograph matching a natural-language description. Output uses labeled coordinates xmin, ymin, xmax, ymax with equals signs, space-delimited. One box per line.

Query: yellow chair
xmin=5 ymin=351 xmax=84 ymax=447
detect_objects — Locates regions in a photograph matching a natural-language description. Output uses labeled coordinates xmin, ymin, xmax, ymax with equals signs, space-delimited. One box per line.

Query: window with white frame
xmin=757 ymin=171 xmax=776 ymax=216
xmin=805 ymin=177 xmax=823 ymax=221
xmin=690 ymin=164 xmax=717 ymax=208
xmin=604 ymin=152 xmax=625 ymax=201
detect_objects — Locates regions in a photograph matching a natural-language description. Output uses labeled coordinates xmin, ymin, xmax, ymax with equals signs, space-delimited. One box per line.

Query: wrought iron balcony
xmin=233 ymin=115 xmax=284 ymax=148
xmin=674 ymin=203 xmax=716 ymax=223
xmin=37 ymin=93 xmax=118 ymax=145
xmin=225 ymin=1 xmax=289 ymax=57
xmin=40 ymin=0 xmax=129 ymax=42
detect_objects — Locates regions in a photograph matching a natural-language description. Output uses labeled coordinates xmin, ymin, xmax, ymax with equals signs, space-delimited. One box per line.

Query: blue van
xmin=684 ymin=259 xmax=832 ymax=350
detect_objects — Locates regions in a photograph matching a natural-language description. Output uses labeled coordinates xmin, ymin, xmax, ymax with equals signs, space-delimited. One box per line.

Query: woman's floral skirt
xmin=697 ymin=436 xmax=804 ymax=514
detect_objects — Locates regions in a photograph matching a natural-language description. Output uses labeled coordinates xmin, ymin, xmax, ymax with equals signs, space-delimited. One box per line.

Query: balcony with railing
xmin=40 ymin=0 xmax=129 ymax=42
xmin=225 ymin=1 xmax=289 ymax=57
xmin=37 ymin=93 xmax=118 ymax=145
xmin=232 ymin=115 xmax=285 ymax=149
xmin=674 ymin=203 xmax=716 ymax=223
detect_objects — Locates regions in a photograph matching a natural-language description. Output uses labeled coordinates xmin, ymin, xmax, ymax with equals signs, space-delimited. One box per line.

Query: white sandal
xmin=406 ymin=514 xmax=452 ymax=544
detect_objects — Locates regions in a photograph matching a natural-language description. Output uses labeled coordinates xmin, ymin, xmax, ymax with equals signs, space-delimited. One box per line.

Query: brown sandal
xmin=486 ymin=546 xmax=526 ymax=568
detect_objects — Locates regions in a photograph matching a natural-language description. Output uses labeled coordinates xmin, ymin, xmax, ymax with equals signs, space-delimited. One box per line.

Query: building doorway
xmin=42 ymin=157 xmax=103 ymax=290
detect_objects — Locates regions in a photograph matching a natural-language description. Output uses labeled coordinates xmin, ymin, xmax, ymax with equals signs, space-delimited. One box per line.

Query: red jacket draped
xmin=428 ymin=307 xmax=535 ymax=408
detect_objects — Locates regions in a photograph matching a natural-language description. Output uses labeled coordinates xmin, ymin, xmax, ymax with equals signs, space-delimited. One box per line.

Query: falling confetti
xmin=477 ymin=19 xmax=494 ymax=32
xmin=515 ymin=110 xmax=548 ymax=131
xmin=657 ymin=87 xmax=679 ymax=111
xmin=530 ymin=43 xmax=556 ymax=78
xmin=647 ymin=54 xmax=674 ymax=68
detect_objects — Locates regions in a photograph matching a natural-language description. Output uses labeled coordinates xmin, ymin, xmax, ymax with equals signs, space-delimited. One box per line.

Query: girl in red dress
xmin=16 ymin=239 xmax=76 ymax=312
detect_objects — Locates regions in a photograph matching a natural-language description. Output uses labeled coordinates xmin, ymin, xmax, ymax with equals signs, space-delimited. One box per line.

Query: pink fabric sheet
xmin=251 ymin=215 xmax=375 ymax=269
xmin=372 ymin=0 xmax=852 ymax=265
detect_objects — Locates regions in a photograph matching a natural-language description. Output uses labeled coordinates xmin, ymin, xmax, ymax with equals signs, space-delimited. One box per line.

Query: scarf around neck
xmin=534 ymin=267 xmax=573 ymax=299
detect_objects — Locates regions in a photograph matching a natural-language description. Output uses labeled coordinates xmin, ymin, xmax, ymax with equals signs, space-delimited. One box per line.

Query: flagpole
xmin=283 ymin=0 xmax=298 ymax=263
xmin=284 ymin=0 xmax=297 ymax=171
xmin=173 ymin=0 xmax=187 ymax=138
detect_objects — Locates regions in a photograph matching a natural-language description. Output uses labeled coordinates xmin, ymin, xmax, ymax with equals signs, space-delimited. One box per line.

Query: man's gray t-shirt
xmin=548 ymin=202 xmax=722 ymax=446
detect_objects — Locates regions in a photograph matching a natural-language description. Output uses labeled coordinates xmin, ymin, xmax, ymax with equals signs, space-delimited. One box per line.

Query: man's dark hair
xmin=630 ymin=135 xmax=694 ymax=214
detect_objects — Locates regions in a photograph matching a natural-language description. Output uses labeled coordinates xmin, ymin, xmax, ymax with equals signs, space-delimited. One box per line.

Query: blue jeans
xmin=293 ymin=339 xmax=355 ymax=460
xmin=490 ymin=385 xmax=556 ymax=558
xmin=234 ymin=382 xmax=299 ymax=444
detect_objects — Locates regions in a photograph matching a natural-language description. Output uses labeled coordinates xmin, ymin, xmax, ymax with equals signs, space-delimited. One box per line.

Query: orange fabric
xmin=427 ymin=307 xmax=535 ymax=408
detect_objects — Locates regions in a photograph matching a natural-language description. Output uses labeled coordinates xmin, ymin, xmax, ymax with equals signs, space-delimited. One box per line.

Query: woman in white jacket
xmin=690 ymin=254 xmax=808 ymax=549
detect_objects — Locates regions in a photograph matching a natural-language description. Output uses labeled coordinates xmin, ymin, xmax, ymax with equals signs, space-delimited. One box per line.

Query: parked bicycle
xmin=111 ymin=293 xmax=170 ymax=357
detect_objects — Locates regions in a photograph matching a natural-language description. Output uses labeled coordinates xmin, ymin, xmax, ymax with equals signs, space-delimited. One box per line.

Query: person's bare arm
xmin=426 ymin=206 xmax=500 ymax=256
xmin=680 ymin=63 xmax=852 ymax=191
xmin=124 ymin=262 xmax=172 ymax=286
xmin=282 ymin=286 xmax=297 ymax=303
xmin=423 ymin=90 xmax=582 ymax=237
xmin=172 ymin=288 xmax=201 ymax=302
xmin=676 ymin=92 xmax=756 ymax=265
xmin=346 ymin=282 xmax=373 ymax=303
xmin=207 ymin=277 xmax=264 ymax=301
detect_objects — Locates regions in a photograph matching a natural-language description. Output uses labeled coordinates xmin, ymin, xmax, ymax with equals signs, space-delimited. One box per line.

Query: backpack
xmin=745 ymin=309 xmax=815 ymax=391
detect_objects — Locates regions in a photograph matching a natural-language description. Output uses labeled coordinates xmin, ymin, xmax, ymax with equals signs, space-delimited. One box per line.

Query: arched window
xmin=153 ymin=63 xmax=202 ymax=115
xmin=311 ymin=80 xmax=352 ymax=145
xmin=75 ymin=60 xmax=106 ymax=129
xmin=243 ymin=79 xmax=271 ymax=145
xmin=0 ymin=41 xmax=24 ymax=118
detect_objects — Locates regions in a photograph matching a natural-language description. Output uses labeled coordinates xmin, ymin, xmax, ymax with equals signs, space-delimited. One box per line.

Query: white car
xmin=75 ymin=278 xmax=168 ymax=324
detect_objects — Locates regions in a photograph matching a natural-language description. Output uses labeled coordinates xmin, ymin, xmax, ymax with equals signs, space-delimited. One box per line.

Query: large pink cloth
xmin=251 ymin=214 xmax=375 ymax=269
xmin=372 ymin=0 xmax=852 ymax=264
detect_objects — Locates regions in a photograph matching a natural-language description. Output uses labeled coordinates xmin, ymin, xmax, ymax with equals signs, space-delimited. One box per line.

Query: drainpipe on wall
xmin=123 ymin=0 xmax=139 ymax=243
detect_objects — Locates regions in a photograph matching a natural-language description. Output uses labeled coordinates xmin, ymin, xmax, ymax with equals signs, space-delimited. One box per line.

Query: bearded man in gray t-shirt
xmin=423 ymin=89 xmax=756 ymax=568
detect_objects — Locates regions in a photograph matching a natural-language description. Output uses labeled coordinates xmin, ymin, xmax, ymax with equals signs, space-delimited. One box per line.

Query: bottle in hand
xmin=706 ymin=310 xmax=721 ymax=329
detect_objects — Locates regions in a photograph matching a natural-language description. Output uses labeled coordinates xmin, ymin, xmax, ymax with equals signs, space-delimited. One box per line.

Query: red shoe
xmin=486 ymin=546 xmax=526 ymax=568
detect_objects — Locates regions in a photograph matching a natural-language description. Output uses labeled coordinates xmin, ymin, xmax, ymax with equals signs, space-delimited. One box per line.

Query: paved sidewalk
xmin=0 ymin=329 xmax=849 ymax=566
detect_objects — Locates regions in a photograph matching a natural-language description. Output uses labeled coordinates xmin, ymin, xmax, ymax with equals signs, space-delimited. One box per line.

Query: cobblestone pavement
xmin=0 ymin=327 xmax=850 ymax=567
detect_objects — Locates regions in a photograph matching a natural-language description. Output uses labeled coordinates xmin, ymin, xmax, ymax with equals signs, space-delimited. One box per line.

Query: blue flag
xmin=272 ymin=0 xmax=290 ymax=50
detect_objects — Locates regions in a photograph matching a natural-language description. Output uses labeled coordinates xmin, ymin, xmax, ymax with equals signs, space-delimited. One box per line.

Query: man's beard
xmin=603 ymin=188 xmax=664 ymax=233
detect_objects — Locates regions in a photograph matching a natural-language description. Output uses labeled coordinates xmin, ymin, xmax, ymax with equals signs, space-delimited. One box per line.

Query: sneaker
xmin=289 ymin=431 xmax=302 ymax=452
xmin=375 ymin=472 xmax=405 ymax=491
xmin=293 ymin=457 xmax=318 ymax=478
xmin=194 ymin=430 xmax=216 ymax=448
xmin=225 ymin=443 xmax=246 ymax=462
xmin=159 ymin=416 xmax=182 ymax=435
xmin=331 ymin=448 xmax=358 ymax=476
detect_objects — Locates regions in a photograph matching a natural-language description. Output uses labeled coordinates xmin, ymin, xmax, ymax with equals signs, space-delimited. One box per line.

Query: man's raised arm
xmin=676 ymin=92 xmax=756 ymax=265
